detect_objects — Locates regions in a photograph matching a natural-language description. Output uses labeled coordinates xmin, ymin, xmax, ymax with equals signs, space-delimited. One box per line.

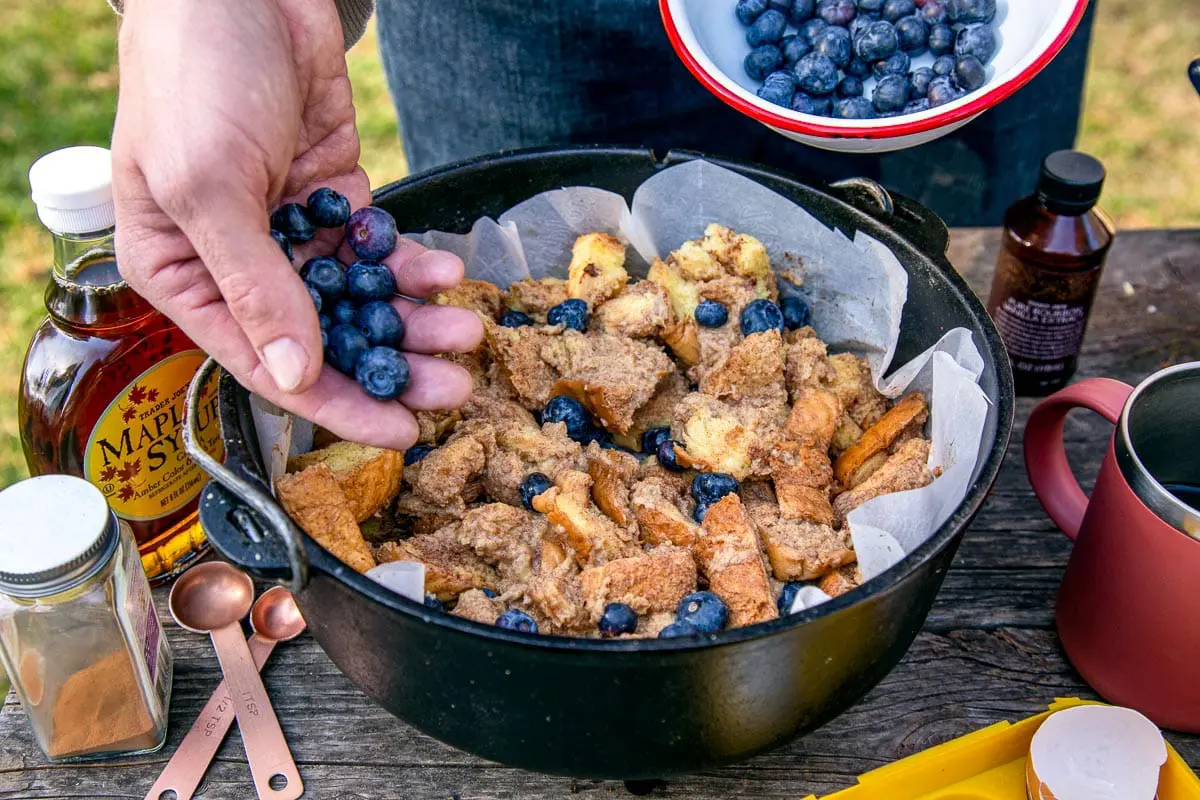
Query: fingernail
xmin=261 ymin=337 xmax=308 ymax=392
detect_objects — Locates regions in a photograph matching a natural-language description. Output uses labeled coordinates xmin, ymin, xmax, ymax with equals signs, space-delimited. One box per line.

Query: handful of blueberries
xmin=736 ymin=0 xmax=998 ymax=119
xmin=270 ymin=189 xmax=412 ymax=401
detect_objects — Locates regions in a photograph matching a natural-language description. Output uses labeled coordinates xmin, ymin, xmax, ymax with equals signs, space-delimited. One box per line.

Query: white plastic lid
xmin=28 ymin=146 xmax=116 ymax=235
xmin=0 ymin=475 xmax=117 ymax=596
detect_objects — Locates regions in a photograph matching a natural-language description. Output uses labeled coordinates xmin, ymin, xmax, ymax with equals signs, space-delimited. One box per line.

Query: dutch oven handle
xmin=184 ymin=358 xmax=309 ymax=594
xmin=828 ymin=177 xmax=951 ymax=257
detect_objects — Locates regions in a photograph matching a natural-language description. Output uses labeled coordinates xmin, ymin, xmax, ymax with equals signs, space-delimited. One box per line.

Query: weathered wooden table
xmin=2 ymin=227 xmax=1198 ymax=799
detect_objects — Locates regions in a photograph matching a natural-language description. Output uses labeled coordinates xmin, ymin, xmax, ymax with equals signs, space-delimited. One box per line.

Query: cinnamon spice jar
xmin=0 ymin=475 xmax=172 ymax=761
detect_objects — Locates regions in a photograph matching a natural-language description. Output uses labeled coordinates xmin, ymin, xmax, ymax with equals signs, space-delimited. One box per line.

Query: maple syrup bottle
xmin=986 ymin=150 xmax=1115 ymax=396
xmin=18 ymin=146 xmax=224 ymax=585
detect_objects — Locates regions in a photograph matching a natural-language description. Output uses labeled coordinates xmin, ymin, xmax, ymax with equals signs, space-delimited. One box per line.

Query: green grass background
xmin=1 ymin=0 xmax=1196 ymax=486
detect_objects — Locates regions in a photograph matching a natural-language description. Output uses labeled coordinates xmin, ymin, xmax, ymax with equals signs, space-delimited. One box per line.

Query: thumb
xmin=178 ymin=194 xmax=323 ymax=394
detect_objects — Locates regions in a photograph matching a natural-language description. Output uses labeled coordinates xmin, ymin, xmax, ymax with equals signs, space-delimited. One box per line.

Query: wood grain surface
xmin=2 ymin=227 xmax=1198 ymax=799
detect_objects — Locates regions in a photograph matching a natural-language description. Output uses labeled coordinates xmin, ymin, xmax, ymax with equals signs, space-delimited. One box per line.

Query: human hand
xmin=111 ymin=0 xmax=482 ymax=451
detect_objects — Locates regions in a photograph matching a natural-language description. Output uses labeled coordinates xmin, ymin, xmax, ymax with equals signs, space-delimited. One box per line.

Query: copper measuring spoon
xmin=167 ymin=564 xmax=304 ymax=800
xmin=145 ymin=586 xmax=305 ymax=800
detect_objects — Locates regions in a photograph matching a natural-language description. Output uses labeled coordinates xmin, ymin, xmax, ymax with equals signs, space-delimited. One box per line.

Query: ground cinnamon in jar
xmin=48 ymin=650 xmax=159 ymax=759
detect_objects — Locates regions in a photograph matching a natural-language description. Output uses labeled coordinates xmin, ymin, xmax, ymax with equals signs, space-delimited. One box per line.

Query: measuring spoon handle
xmin=208 ymin=624 xmax=304 ymax=800
xmin=143 ymin=634 xmax=278 ymax=800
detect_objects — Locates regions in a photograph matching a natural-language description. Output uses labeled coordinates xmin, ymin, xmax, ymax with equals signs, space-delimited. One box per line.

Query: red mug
xmin=1026 ymin=362 xmax=1200 ymax=733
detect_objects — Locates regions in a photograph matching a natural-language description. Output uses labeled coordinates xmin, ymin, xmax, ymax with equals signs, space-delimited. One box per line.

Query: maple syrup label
xmin=84 ymin=350 xmax=224 ymax=521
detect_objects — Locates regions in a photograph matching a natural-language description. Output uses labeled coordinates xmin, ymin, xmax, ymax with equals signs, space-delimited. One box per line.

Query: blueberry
xmin=307 ymin=284 xmax=323 ymax=313
xmin=346 ymin=260 xmax=397 ymax=303
xmin=496 ymin=609 xmax=538 ymax=634
xmin=656 ymin=439 xmax=685 ymax=472
xmin=790 ymin=92 xmax=821 ymax=114
xmin=816 ymin=0 xmax=855 ymax=26
xmin=270 ymin=230 xmax=294 ymax=262
xmin=778 ymin=582 xmax=804 ymax=614
xmin=745 ymin=44 xmax=784 ymax=81
xmin=694 ymin=299 xmax=730 ymax=328
xmin=691 ymin=472 xmax=740 ymax=504
xmin=873 ymin=73 xmax=910 ymax=112
xmin=500 ymin=309 xmax=535 ymax=328
xmin=780 ymin=34 xmax=811 ymax=64
xmin=300 ymin=256 xmax=347 ymax=301
xmin=354 ymin=301 xmax=405 ymax=348
xmin=954 ymin=55 xmax=987 ymax=91
xmin=692 ymin=501 xmax=710 ymax=523
xmin=270 ymin=203 xmax=316 ymax=244
xmin=836 ymin=75 xmax=864 ymax=97
xmin=756 ymin=70 xmax=797 ymax=106
xmin=677 ymin=591 xmax=730 ymax=633
xmin=932 ymin=54 xmax=956 ymax=76
xmin=746 ymin=8 xmax=787 ymax=45
xmin=881 ymin=0 xmax=915 ymax=22
xmin=345 ymin=206 xmax=398 ymax=261
xmin=404 ymin=444 xmax=434 ymax=465
xmin=305 ymin=187 xmax=351 ymax=228
xmin=541 ymin=395 xmax=592 ymax=439
xmin=355 ymin=346 xmax=411 ymax=401
xmin=781 ymin=295 xmax=812 ymax=329
xmin=735 ymin=0 xmax=769 ymax=24
xmin=798 ymin=17 xmax=828 ymax=46
xmin=918 ymin=0 xmax=948 ymax=25
xmin=873 ymin=51 xmax=910 ymax=79
xmin=519 ymin=472 xmax=554 ymax=510
xmin=894 ymin=15 xmax=928 ymax=54
xmin=598 ymin=603 xmax=638 ymax=637
xmin=787 ymin=0 xmax=816 ymax=23
xmin=331 ymin=298 xmax=357 ymax=326
xmin=658 ymin=620 xmax=698 ymax=639
xmin=834 ymin=97 xmax=876 ymax=119
xmin=854 ymin=20 xmax=898 ymax=62
xmin=845 ymin=57 xmax=872 ymax=78
xmin=326 ymin=324 xmax=369 ymax=376
xmin=424 ymin=593 xmax=445 ymax=611
xmin=740 ymin=298 xmax=785 ymax=334
xmin=809 ymin=93 xmax=834 ymax=115
xmin=909 ymin=66 xmax=935 ymax=98
xmin=848 ymin=15 xmax=872 ymax=40
xmin=546 ymin=298 xmax=589 ymax=331
xmin=955 ymin=25 xmax=996 ymax=64
xmin=318 ymin=313 xmax=331 ymax=332
xmin=857 ymin=0 xmax=884 ymax=12
xmin=946 ymin=0 xmax=995 ymax=24
xmin=927 ymin=74 xmax=961 ymax=106
xmin=641 ymin=426 xmax=672 ymax=455
xmin=793 ymin=53 xmax=839 ymax=96
xmin=482 ymin=588 xmax=498 ymax=598
xmin=927 ymin=23 xmax=954 ymax=55
xmin=814 ymin=26 xmax=853 ymax=68
xmin=903 ymin=97 xmax=932 ymax=114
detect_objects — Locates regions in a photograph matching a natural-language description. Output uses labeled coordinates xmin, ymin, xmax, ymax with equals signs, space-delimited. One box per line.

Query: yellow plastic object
xmin=803 ymin=698 xmax=1200 ymax=800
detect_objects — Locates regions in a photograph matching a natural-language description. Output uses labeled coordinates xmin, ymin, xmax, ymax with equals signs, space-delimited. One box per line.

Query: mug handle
xmin=1024 ymin=378 xmax=1133 ymax=541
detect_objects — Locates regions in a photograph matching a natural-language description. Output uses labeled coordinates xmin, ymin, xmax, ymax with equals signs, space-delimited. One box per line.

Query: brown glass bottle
xmin=19 ymin=147 xmax=224 ymax=584
xmin=986 ymin=150 xmax=1115 ymax=396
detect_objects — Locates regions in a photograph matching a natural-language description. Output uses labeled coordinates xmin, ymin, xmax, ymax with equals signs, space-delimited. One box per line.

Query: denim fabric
xmin=375 ymin=1 xmax=1096 ymax=226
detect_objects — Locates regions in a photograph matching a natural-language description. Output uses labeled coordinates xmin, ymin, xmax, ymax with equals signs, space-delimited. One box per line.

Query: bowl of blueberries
xmin=660 ymin=0 xmax=1090 ymax=152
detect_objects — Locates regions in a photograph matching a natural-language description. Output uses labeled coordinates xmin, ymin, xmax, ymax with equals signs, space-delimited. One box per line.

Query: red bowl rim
xmin=660 ymin=0 xmax=1091 ymax=140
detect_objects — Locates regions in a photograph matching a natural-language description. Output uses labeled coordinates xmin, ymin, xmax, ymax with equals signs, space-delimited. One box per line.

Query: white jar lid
xmin=28 ymin=146 xmax=116 ymax=235
xmin=0 ymin=475 xmax=119 ymax=597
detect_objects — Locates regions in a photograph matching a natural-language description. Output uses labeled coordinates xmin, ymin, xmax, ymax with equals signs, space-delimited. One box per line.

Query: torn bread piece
xmin=532 ymin=470 xmax=640 ymax=567
xmin=768 ymin=439 xmax=835 ymax=527
xmin=700 ymin=329 xmax=788 ymax=409
xmin=593 ymin=280 xmax=673 ymax=338
xmin=818 ymin=564 xmax=862 ymax=598
xmin=825 ymin=353 xmax=889 ymax=430
xmin=432 ymin=278 xmax=504 ymax=319
xmin=287 ymin=442 xmax=403 ymax=523
xmin=833 ymin=437 xmax=932 ymax=524
xmin=785 ymin=386 xmax=842 ymax=452
xmin=743 ymin=484 xmax=853 ymax=582
xmin=833 ymin=392 xmax=929 ymax=488
xmin=451 ymin=589 xmax=507 ymax=625
xmin=375 ymin=523 xmax=498 ymax=600
xmin=631 ymin=479 xmax=701 ymax=549
xmin=276 ymin=463 xmax=376 ymax=574
xmin=673 ymin=394 xmax=782 ymax=481
xmin=456 ymin=503 xmax=546 ymax=588
xmin=506 ymin=277 xmax=569 ymax=322
xmin=648 ymin=257 xmax=701 ymax=321
xmin=483 ymin=320 xmax=561 ymax=408
xmin=412 ymin=421 xmax=495 ymax=506
xmin=784 ymin=327 xmax=834 ymax=399
xmin=579 ymin=545 xmax=697 ymax=623
xmin=695 ymin=494 xmax=778 ymax=627
xmin=584 ymin=443 xmax=640 ymax=528
xmin=567 ymin=232 xmax=629 ymax=307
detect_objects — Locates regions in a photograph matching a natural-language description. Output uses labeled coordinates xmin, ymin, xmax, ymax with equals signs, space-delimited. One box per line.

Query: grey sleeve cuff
xmin=107 ymin=0 xmax=376 ymax=50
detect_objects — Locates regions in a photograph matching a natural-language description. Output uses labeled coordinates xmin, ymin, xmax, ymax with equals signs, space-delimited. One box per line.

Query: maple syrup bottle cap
xmin=0 ymin=475 xmax=119 ymax=598
xmin=28 ymin=146 xmax=116 ymax=235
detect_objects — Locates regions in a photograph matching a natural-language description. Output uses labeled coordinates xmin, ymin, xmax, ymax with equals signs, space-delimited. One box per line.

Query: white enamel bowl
xmin=660 ymin=0 xmax=1090 ymax=153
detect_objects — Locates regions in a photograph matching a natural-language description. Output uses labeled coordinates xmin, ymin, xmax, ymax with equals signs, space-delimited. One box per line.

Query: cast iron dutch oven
xmin=185 ymin=146 xmax=1014 ymax=780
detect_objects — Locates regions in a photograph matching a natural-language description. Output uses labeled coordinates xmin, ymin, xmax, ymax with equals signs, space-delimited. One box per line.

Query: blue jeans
xmin=376 ymin=1 xmax=1096 ymax=226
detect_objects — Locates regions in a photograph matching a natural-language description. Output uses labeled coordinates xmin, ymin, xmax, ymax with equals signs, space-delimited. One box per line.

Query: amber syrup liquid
xmin=19 ymin=232 xmax=222 ymax=584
